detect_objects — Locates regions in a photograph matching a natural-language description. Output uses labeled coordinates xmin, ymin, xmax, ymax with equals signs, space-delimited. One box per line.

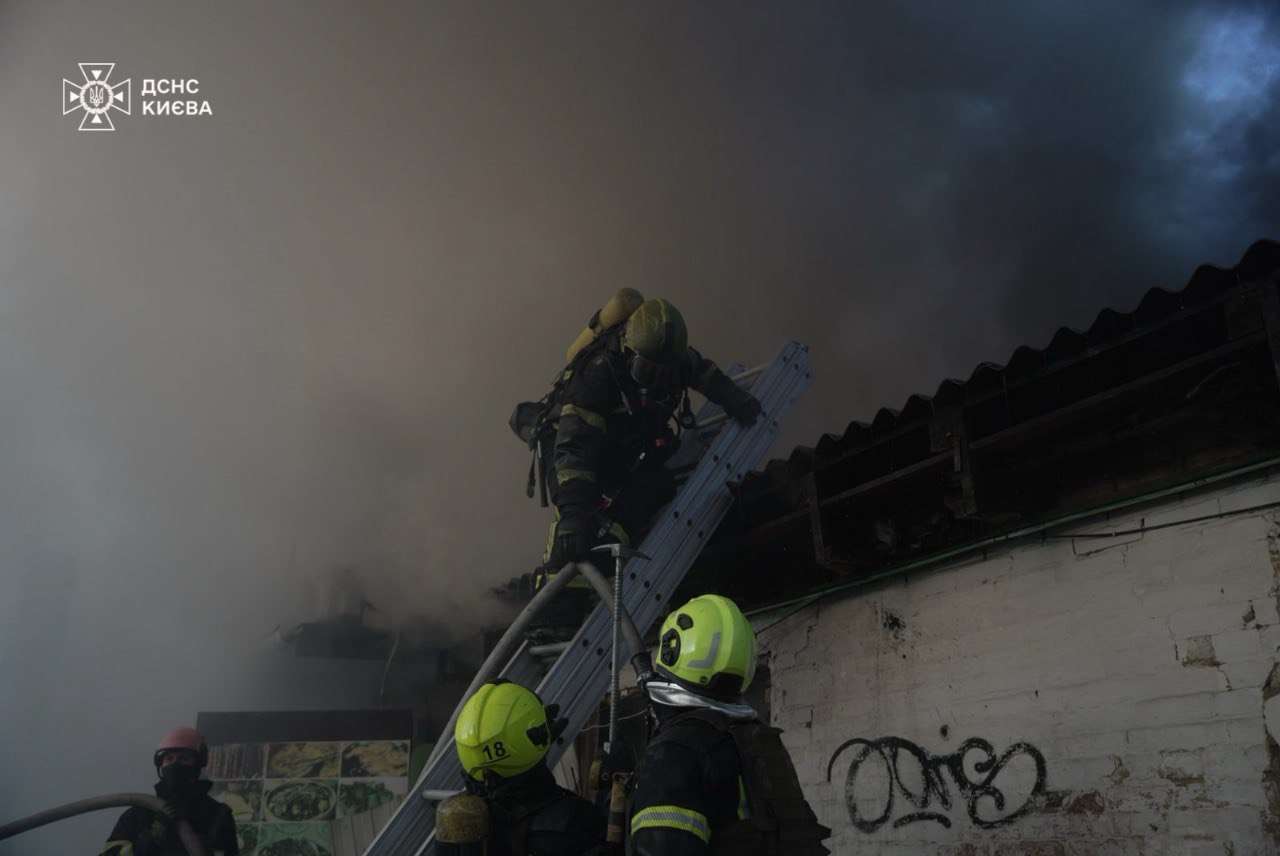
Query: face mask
xmin=159 ymin=763 xmax=201 ymax=793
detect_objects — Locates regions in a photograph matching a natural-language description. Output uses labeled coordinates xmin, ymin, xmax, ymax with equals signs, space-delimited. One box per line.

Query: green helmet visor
xmin=629 ymin=352 xmax=685 ymax=393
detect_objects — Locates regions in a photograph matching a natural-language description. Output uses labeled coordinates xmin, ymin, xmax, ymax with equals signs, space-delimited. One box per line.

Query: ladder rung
xmin=729 ymin=363 xmax=768 ymax=383
xmin=528 ymin=641 xmax=572 ymax=657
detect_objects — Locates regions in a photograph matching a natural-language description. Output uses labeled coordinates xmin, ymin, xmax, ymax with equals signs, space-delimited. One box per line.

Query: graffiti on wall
xmin=825 ymin=735 xmax=1046 ymax=832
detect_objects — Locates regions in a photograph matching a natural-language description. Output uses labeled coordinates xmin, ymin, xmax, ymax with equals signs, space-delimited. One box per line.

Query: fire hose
xmin=0 ymin=793 xmax=208 ymax=856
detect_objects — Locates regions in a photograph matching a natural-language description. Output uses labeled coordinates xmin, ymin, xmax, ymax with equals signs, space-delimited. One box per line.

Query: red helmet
xmin=154 ymin=726 xmax=208 ymax=768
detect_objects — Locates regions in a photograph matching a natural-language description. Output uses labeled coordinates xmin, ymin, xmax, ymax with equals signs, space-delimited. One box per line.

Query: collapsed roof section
xmin=687 ymin=239 xmax=1280 ymax=609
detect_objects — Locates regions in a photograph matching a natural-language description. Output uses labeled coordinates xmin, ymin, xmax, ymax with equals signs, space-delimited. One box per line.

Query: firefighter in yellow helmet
xmin=629 ymin=595 xmax=830 ymax=856
xmin=515 ymin=295 xmax=762 ymax=638
xmin=445 ymin=680 xmax=604 ymax=856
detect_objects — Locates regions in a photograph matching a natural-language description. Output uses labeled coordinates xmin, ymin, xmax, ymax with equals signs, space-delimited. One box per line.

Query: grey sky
xmin=1 ymin=2 xmax=1277 ymax=852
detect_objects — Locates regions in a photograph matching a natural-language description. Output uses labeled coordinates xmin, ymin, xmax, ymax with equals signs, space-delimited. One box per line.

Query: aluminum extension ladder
xmin=365 ymin=340 xmax=812 ymax=856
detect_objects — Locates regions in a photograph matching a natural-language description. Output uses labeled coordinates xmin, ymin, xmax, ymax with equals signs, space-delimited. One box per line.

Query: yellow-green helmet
xmin=454 ymin=681 xmax=552 ymax=781
xmin=623 ymin=299 xmax=689 ymax=392
xmin=623 ymin=299 xmax=688 ymax=361
xmin=656 ymin=594 xmax=757 ymax=699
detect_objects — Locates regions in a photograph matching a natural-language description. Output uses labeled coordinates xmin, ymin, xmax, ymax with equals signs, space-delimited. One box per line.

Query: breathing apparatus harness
xmin=511 ymin=324 xmax=696 ymax=510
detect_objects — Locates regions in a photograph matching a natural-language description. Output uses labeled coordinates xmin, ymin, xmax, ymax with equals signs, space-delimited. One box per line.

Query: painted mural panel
xmin=208 ymin=743 xmax=266 ymax=779
xmin=267 ymin=742 xmax=341 ymax=778
xmin=208 ymin=779 xmax=264 ymax=823
xmin=263 ymin=778 xmax=339 ymax=823
xmin=257 ymin=822 xmax=334 ymax=856
xmin=337 ymin=777 xmax=407 ymax=817
xmin=197 ymin=709 xmax=412 ymax=856
xmin=341 ymin=740 xmax=409 ymax=778
xmin=236 ymin=824 xmax=260 ymax=855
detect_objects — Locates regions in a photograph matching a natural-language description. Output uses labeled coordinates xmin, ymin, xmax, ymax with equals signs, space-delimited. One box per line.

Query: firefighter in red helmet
xmin=100 ymin=726 xmax=239 ymax=856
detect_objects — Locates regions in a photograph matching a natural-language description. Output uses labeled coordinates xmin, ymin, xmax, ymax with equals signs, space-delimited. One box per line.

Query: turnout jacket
xmin=482 ymin=763 xmax=605 ymax=856
xmin=551 ymin=333 xmax=750 ymax=520
xmin=100 ymin=780 xmax=238 ymax=856
xmin=628 ymin=707 xmax=830 ymax=856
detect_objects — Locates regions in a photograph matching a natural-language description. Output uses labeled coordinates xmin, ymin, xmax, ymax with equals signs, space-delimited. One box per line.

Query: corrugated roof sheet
xmin=739 ymin=239 xmax=1280 ymax=495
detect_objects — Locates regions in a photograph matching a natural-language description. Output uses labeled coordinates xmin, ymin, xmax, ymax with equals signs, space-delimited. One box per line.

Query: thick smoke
xmin=0 ymin=2 xmax=1276 ymax=852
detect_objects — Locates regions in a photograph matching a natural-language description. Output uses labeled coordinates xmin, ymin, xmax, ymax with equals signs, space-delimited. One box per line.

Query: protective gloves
xmin=707 ymin=372 xmax=763 ymax=428
xmin=725 ymin=393 xmax=763 ymax=428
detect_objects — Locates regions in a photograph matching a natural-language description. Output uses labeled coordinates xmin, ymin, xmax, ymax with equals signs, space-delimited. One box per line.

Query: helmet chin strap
xmin=644 ymin=680 xmax=757 ymax=720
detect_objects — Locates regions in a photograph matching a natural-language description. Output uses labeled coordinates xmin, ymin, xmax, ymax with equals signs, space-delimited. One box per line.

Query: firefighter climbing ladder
xmin=365 ymin=340 xmax=812 ymax=856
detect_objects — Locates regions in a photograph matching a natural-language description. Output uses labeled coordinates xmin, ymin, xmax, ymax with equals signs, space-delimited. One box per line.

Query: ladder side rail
xmin=417 ymin=343 xmax=808 ymax=855
xmin=525 ymin=343 xmax=811 ymax=764
xmin=400 ymin=369 xmax=740 ymax=793
xmin=368 ymin=369 xmax=745 ymax=856
xmin=512 ymin=342 xmax=803 ymax=783
xmin=367 ymin=343 xmax=809 ymax=856
xmin=418 ymin=343 xmax=808 ymax=855
xmin=624 ymin=343 xmax=810 ymax=628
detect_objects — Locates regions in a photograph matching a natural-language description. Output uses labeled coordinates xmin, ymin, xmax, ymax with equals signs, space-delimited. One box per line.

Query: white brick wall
xmin=755 ymin=473 xmax=1280 ymax=855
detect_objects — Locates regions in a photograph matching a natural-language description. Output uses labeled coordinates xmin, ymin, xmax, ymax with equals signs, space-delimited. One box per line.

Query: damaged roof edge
xmin=741 ymin=238 xmax=1280 ymax=493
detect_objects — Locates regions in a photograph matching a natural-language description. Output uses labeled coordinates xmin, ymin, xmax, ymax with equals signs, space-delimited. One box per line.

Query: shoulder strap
xmin=570 ymin=322 xmax=625 ymax=370
xmin=515 ymin=324 xmax=628 ymax=504
xmin=548 ymin=323 xmax=625 ymax=415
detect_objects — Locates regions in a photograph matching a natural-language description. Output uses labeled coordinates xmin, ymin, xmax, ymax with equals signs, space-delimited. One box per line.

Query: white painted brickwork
xmin=755 ymin=473 xmax=1280 ymax=855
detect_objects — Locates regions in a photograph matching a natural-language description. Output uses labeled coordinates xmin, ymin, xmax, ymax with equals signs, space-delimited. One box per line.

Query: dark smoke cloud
xmin=0 ymin=2 xmax=1277 ymax=852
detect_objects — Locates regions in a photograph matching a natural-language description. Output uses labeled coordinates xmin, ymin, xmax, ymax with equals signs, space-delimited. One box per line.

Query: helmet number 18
xmin=482 ymin=742 xmax=507 ymax=761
